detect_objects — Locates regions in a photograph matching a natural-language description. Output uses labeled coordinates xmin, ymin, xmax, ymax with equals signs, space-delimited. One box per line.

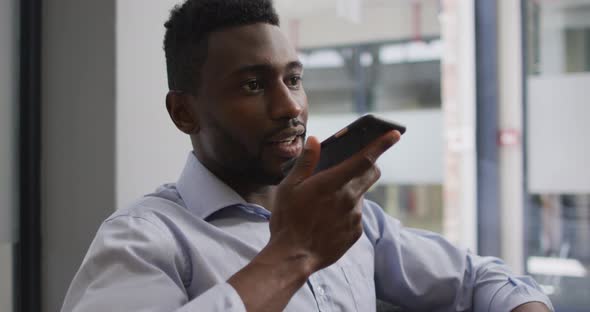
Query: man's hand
xmin=228 ymin=130 xmax=400 ymax=312
xmin=512 ymin=302 xmax=552 ymax=312
xmin=268 ymin=130 xmax=401 ymax=271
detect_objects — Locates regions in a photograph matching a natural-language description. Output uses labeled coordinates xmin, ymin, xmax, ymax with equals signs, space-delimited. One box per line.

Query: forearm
xmin=228 ymin=242 xmax=313 ymax=312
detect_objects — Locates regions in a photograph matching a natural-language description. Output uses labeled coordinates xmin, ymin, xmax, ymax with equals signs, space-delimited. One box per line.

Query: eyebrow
xmin=231 ymin=61 xmax=303 ymax=76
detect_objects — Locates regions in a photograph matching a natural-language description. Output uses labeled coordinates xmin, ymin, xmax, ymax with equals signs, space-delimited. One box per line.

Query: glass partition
xmin=275 ymin=0 xmax=444 ymax=233
xmin=525 ymin=0 xmax=590 ymax=310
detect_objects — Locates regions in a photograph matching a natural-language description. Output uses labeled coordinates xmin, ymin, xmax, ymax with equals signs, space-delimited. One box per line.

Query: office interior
xmin=1 ymin=0 xmax=589 ymax=311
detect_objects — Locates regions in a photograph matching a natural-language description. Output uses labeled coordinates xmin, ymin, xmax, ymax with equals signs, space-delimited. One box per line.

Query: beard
xmin=199 ymin=114 xmax=306 ymax=187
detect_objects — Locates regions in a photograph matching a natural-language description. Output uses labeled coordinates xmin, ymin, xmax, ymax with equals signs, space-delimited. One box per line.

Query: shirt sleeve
xmin=361 ymin=200 xmax=554 ymax=312
xmin=61 ymin=214 xmax=246 ymax=312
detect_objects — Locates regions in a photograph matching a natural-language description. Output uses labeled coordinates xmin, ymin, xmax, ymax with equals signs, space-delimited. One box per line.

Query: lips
xmin=266 ymin=126 xmax=305 ymax=158
xmin=267 ymin=126 xmax=305 ymax=143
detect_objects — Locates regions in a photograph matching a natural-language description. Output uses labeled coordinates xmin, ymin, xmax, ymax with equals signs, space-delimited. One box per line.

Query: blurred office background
xmin=1 ymin=0 xmax=589 ymax=311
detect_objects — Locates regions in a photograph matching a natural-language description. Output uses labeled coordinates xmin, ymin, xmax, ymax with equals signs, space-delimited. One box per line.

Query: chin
xmin=263 ymin=170 xmax=286 ymax=185
xmin=241 ymin=167 xmax=285 ymax=185
xmin=266 ymin=176 xmax=283 ymax=186
xmin=255 ymin=166 xmax=286 ymax=186
xmin=245 ymin=157 xmax=291 ymax=186
xmin=248 ymin=173 xmax=283 ymax=186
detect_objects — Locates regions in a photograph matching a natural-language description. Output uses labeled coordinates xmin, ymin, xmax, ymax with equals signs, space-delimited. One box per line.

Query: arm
xmin=230 ymin=132 xmax=400 ymax=311
xmin=361 ymin=201 xmax=554 ymax=312
xmin=226 ymin=242 xmax=311 ymax=312
xmin=62 ymin=215 xmax=247 ymax=312
xmin=63 ymin=132 xmax=400 ymax=312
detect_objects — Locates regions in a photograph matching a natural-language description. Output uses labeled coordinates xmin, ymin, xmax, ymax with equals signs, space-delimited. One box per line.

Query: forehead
xmin=203 ymin=23 xmax=299 ymax=77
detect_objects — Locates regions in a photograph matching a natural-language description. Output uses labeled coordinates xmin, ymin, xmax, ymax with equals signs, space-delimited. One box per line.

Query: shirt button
xmin=317 ymin=286 xmax=325 ymax=296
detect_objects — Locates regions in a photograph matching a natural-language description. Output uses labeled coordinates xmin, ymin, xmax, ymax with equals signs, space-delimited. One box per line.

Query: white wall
xmin=116 ymin=0 xmax=188 ymax=210
xmin=0 ymin=245 xmax=13 ymax=312
xmin=277 ymin=0 xmax=440 ymax=48
xmin=498 ymin=0 xmax=525 ymax=274
xmin=527 ymin=73 xmax=590 ymax=193
xmin=439 ymin=0 xmax=478 ymax=251
xmin=0 ymin=0 xmax=19 ymax=244
xmin=0 ymin=0 xmax=19 ymax=310
xmin=42 ymin=0 xmax=116 ymax=310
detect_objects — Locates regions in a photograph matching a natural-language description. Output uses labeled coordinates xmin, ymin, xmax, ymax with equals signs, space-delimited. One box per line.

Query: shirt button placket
xmin=317 ymin=286 xmax=325 ymax=297
xmin=309 ymin=274 xmax=332 ymax=312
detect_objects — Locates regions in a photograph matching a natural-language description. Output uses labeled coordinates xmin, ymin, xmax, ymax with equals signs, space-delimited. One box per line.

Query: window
xmin=525 ymin=0 xmax=590 ymax=309
xmin=276 ymin=0 xmax=444 ymax=233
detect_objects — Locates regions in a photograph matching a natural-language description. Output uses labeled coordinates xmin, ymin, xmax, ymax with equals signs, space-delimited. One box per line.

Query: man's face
xmin=191 ymin=23 xmax=308 ymax=184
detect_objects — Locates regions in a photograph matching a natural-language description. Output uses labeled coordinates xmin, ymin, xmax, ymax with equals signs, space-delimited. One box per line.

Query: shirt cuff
xmin=178 ymin=282 xmax=247 ymax=312
xmin=489 ymin=276 xmax=554 ymax=312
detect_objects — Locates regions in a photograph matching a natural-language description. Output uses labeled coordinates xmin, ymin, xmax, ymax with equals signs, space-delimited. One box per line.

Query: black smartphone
xmin=282 ymin=114 xmax=406 ymax=175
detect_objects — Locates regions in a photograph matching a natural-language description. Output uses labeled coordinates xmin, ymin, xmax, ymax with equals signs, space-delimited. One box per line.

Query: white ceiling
xmin=274 ymin=0 xmax=426 ymax=19
xmin=274 ymin=0 xmax=441 ymax=48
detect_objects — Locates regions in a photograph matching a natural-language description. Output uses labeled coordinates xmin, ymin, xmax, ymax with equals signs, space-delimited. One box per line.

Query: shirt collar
xmin=176 ymin=152 xmax=247 ymax=220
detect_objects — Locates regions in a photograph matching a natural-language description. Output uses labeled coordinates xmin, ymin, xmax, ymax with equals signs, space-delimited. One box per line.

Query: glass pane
xmin=525 ymin=1 xmax=590 ymax=310
xmin=527 ymin=0 xmax=590 ymax=75
xmin=366 ymin=184 xmax=443 ymax=233
xmin=525 ymin=194 xmax=590 ymax=310
xmin=298 ymin=49 xmax=356 ymax=115
xmin=301 ymin=40 xmax=442 ymax=115
xmin=276 ymin=0 xmax=443 ymax=231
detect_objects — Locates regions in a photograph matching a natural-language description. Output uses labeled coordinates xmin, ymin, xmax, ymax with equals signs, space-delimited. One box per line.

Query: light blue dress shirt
xmin=62 ymin=153 xmax=553 ymax=312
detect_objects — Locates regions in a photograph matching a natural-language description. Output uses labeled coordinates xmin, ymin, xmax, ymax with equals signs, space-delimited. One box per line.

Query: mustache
xmin=264 ymin=119 xmax=307 ymax=140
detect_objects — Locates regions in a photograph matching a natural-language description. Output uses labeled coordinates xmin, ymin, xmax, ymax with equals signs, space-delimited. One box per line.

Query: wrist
xmin=227 ymin=241 xmax=315 ymax=312
xmin=255 ymin=240 xmax=315 ymax=282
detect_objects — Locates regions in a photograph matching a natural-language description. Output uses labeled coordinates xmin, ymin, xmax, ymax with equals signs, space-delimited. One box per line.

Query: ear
xmin=166 ymin=91 xmax=200 ymax=134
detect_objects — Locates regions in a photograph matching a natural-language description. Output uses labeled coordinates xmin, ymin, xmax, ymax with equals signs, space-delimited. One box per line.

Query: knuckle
xmin=297 ymin=155 xmax=314 ymax=169
xmin=342 ymin=191 xmax=357 ymax=206
xmin=379 ymin=135 xmax=396 ymax=150
xmin=351 ymin=210 xmax=362 ymax=224
xmin=360 ymin=153 xmax=377 ymax=168
xmin=371 ymin=165 xmax=381 ymax=180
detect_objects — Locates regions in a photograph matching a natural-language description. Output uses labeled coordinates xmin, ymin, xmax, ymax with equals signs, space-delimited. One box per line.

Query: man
xmin=62 ymin=0 xmax=553 ymax=311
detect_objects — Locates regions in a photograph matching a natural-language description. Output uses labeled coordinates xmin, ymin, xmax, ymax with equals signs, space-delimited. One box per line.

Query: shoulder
xmin=90 ymin=184 xmax=195 ymax=270
xmin=360 ymin=199 xmax=403 ymax=244
xmin=95 ymin=183 xmax=196 ymax=252
xmin=361 ymin=198 xmax=401 ymax=227
xmin=107 ymin=184 xmax=188 ymax=228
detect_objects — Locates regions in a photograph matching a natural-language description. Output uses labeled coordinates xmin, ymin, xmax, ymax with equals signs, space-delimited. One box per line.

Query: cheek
xmin=297 ymin=91 xmax=309 ymax=119
xmin=216 ymin=108 xmax=267 ymax=154
xmin=205 ymin=127 xmax=258 ymax=164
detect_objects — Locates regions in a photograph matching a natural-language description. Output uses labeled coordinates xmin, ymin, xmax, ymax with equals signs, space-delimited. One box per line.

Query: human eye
xmin=241 ymin=79 xmax=264 ymax=94
xmin=286 ymin=75 xmax=303 ymax=90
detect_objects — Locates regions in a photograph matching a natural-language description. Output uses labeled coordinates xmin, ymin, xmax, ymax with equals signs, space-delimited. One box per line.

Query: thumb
xmin=282 ymin=136 xmax=320 ymax=186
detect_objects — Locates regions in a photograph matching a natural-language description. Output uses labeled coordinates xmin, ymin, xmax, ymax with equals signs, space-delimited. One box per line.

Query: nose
xmin=267 ymin=81 xmax=303 ymax=120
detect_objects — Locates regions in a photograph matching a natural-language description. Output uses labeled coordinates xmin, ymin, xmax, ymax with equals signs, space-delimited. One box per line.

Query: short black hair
xmin=163 ymin=0 xmax=280 ymax=92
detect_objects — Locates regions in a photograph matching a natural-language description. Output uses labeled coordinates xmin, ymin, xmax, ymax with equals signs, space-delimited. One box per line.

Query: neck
xmin=222 ymin=177 xmax=278 ymax=211
xmin=193 ymin=151 xmax=278 ymax=211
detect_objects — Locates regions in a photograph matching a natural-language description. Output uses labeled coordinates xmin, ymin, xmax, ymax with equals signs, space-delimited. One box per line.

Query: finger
xmin=355 ymin=195 xmax=365 ymax=212
xmin=315 ymin=130 xmax=400 ymax=191
xmin=332 ymin=168 xmax=379 ymax=213
xmin=347 ymin=165 xmax=381 ymax=199
xmin=282 ymin=136 xmax=320 ymax=186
